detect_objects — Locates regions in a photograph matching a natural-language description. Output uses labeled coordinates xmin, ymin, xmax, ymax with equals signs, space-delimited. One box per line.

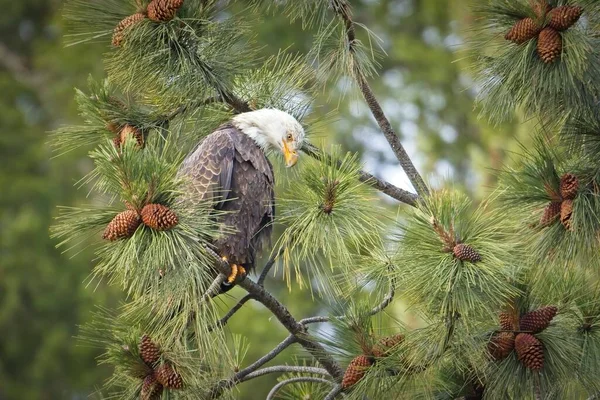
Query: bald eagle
xmin=179 ymin=109 xmax=305 ymax=289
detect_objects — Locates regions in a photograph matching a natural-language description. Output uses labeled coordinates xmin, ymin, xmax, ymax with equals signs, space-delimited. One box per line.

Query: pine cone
xmin=505 ymin=18 xmax=541 ymax=44
xmin=515 ymin=333 xmax=544 ymax=370
xmin=560 ymin=173 xmax=579 ymax=200
xmin=549 ymin=6 xmax=583 ymax=31
xmin=488 ymin=331 xmax=515 ymax=361
xmin=560 ymin=199 xmax=574 ymax=230
xmin=103 ymin=210 xmax=142 ymax=241
xmin=540 ymin=201 xmax=562 ymax=227
xmin=371 ymin=333 xmax=404 ymax=358
xmin=112 ymin=13 xmax=146 ymax=47
xmin=141 ymin=204 xmax=179 ymax=231
xmin=453 ymin=243 xmax=482 ymax=263
xmin=119 ymin=124 xmax=144 ymax=148
xmin=537 ymin=27 xmax=562 ymax=63
xmin=147 ymin=0 xmax=184 ymax=22
xmin=140 ymin=335 xmax=161 ymax=366
xmin=499 ymin=312 xmax=515 ymax=331
xmin=519 ymin=306 xmax=558 ymax=333
xmin=155 ymin=364 xmax=183 ymax=389
xmin=342 ymin=355 xmax=372 ymax=389
xmin=141 ymin=374 xmax=163 ymax=400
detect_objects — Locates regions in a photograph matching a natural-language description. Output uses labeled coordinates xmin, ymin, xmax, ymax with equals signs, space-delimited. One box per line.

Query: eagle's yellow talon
xmin=238 ymin=265 xmax=246 ymax=277
xmin=227 ymin=264 xmax=238 ymax=284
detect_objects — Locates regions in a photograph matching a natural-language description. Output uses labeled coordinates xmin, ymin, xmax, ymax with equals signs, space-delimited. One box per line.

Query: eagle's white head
xmin=232 ymin=108 xmax=305 ymax=167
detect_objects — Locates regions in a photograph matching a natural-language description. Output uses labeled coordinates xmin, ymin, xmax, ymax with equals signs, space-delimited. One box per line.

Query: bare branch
xmin=258 ymin=249 xmax=283 ymax=286
xmin=332 ymin=1 xmax=429 ymax=197
xmin=302 ymin=143 xmax=418 ymax=206
xmin=209 ymin=294 xmax=254 ymax=332
xmin=266 ymin=377 xmax=335 ymax=400
xmin=208 ymin=335 xmax=298 ymax=398
xmin=300 ymin=278 xmax=396 ymax=325
xmin=241 ymin=366 xmax=331 ymax=381
xmin=324 ymin=384 xmax=344 ymax=400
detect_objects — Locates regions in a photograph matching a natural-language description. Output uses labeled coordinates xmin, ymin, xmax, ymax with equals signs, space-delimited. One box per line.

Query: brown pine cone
xmin=537 ymin=27 xmax=562 ymax=63
xmin=141 ymin=204 xmax=179 ymax=231
xmin=103 ymin=210 xmax=142 ymax=241
xmin=549 ymin=6 xmax=583 ymax=31
xmin=505 ymin=18 xmax=541 ymax=44
xmin=119 ymin=124 xmax=144 ymax=148
xmin=112 ymin=13 xmax=146 ymax=47
xmin=519 ymin=306 xmax=558 ymax=333
xmin=155 ymin=364 xmax=183 ymax=389
xmin=488 ymin=331 xmax=515 ymax=361
xmin=540 ymin=201 xmax=562 ymax=227
xmin=453 ymin=243 xmax=482 ymax=263
xmin=147 ymin=0 xmax=184 ymax=22
xmin=141 ymin=374 xmax=163 ymax=400
xmin=499 ymin=312 xmax=515 ymax=331
xmin=559 ymin=173 xmax=579 ymax=200
xmin=560 ymin=199 xmax=574 ymax=230
xmin=139 ymin=335 xmax=161 ymax=366
xmin=342 ymin=355 xmax=372 ymax=389
xmin=371 ymin=333 xmax=404 ymax=358
xmin=515 ymin=333 xmax=544 ymax=370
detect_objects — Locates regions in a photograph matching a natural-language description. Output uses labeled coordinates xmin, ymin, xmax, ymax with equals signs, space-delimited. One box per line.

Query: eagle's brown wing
xmin=179 ymin=124 xmax=275 ymax=269
xmin=178 ymin=127 xmax=235 ymax=208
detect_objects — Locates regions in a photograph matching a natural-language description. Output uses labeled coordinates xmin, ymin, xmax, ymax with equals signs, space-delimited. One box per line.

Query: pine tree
xmin=54 ymin=0 xmax=600 ymax=399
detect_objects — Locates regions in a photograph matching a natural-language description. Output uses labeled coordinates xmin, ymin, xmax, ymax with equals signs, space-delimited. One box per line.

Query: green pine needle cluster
xmin=469 ymin=0 xmax=600 ymax=123
xmin=275 ymin=148 xmax=385 ymax=294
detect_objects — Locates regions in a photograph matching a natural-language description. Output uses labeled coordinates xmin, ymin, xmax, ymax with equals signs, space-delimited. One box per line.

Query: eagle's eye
xmin=286 ymin=133 xmax=293 ymax=141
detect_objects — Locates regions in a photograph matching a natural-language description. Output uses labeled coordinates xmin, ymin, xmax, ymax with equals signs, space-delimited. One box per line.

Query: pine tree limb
xmin=258 ymin=249 xmax=283 ymax=286
xmin=206 ymin=249 xmax=345 ymax=388
xmin=266 ymin=377 xmax=335 ymax=400
xmin=241 ymin=366 xmax=331 ymax=381
xmin=331 ymin=0 xmax=429 ymax=197
xmin=209 ymin=294 xmax=254 ymax=332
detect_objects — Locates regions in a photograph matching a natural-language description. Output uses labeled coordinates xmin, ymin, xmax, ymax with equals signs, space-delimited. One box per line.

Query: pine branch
xmin=258 ymin=249 xmax=283 ymax=286
xmin=331 ymin=0 xmax=429 ymax=197
xmin=209 ymin=294 xmax=254 ymax=332
xmin=324 ymin=384 xmax=343 ymax=400
xmin=266 ymin=376 xmax=335 ymax=400
xmin=208 ymin=335 xmax=297 ymax=398
xmin=302 ymin=143 xmax=418 ymax=206
xmin=241 ymin=366 xmax=331 ymax=381
xmin=206 ymin=249 xmax=344 ymax=393
xmin=300 ymin=278 xmax=395 ymax=325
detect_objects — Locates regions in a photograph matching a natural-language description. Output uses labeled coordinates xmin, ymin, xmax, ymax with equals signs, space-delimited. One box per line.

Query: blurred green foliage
xmin=0 ymin=0 xmax=527 ymax=399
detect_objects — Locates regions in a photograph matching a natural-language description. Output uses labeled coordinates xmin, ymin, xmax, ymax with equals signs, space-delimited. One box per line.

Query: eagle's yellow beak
xmin=282 ymin=140 xmax=298 ymax=168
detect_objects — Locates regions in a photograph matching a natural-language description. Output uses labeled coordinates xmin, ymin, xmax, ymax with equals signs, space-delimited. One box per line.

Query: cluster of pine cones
xmin=112 ymin=0 xmax=185 ymax=46
xmin=505 ymin=2 xmax=582 ymax=63
xmin=139 ymin=335 xmax=184 ymax=399
xmin=488 ymin=305 xmax=558 ymax=370
xmin=103 ymin=203 xmax=179 ymax=241
xmin=342 ymin=334 xmax=404 ymax=389
xmin=540 ymin=173 xmax=579 ymax=230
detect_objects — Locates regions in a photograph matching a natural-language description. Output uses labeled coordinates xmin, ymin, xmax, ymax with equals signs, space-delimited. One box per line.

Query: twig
xmin=241 ymin=366 xmax=331 ymax=381
xmin=203 ymin=274 xmax=227 ymax=301
xmin=302 ymin=143 xmax=418 ymax=206
xmin=300 ymin=278 xmax=396 ymax=325
xmin=324 ymin=384 xmax=343 ymax=400
xmin=332 ymin=1 xmax=429 ymax=197
xmin=266 ymin=377 xmax=335 ymax=400
xmin=258 ymin=249 xmax=282 ymax=286
xmin=208 ymin=294 xmax=254 ymax=332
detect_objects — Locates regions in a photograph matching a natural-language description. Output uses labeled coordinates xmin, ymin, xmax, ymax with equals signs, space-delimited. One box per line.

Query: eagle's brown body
xmin=179 ymin=124 xmax=275 ymax=271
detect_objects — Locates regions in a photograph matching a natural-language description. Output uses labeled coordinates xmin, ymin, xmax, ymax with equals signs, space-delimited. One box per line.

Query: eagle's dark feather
xmin=179 ymin=124 xmax=275 ymax=270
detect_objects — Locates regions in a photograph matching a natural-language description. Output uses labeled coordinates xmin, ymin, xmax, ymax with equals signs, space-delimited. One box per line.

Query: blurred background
xmin=0 ymin=0 xmax=524 ymax=399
